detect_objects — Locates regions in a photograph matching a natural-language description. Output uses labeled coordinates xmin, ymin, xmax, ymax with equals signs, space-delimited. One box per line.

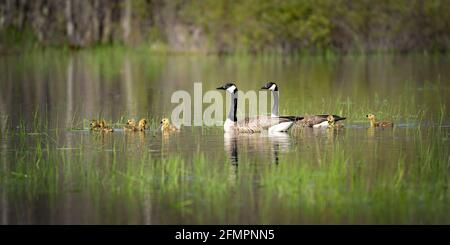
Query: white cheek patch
xmin=226 ymin=85 xmax=237 ymax=93
xmin=269 ymin=84 xmax=277 ymax=91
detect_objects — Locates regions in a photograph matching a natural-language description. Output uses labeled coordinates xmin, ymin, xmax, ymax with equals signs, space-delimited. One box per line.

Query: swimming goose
xmin=366 ymin=114 xmax=393 ymax=128
xmin=327 ymin=114 xmax=344 ymax=129
xmin=261 ymin=82 xmax=346 ymax=128
xmin=160 ymin=118 xmax=179 ymax=132
xmin=217 ymin=83 xmax=301 ymax=133
xmin=124 ymin=119 xmax=138 ymax=132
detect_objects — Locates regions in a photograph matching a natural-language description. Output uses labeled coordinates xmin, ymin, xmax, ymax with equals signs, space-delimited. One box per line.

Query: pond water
xmin=0 ymin=51 xmax=449 ymax=224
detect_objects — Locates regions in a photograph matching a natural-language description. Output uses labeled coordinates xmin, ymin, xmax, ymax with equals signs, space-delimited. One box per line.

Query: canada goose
xmin=124 ymin=119 xmax=138 ymax=132
xmin=327 ymin=114 xmax=344 ymax=129
xmin=261 ymin=82 xmax=346 ymax=128
xmin=217 ymin=83 xmax=301 ymax=133
xmin=366 ymin=114 xmax=393 ymax=128
xmin=160 ymin=118 xmax=179 ymax=132
xmin=138 ymin=119 xmax=147 ymax=131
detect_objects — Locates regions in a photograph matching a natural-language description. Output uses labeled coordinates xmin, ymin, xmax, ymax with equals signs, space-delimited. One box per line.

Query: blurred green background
xmin=1 ymin=0 xmax=449 ymax=54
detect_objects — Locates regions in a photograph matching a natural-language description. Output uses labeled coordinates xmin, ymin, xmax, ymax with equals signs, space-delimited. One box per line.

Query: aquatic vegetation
xmin=0 ymin=121 xmax=449 ymax=224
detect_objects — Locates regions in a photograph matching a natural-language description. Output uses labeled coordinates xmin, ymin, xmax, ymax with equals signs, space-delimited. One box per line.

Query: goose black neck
xmin=271 ymin=90 xmax=279 ymax=117
xmin=228 ymin=91 xmax=238 ymax=122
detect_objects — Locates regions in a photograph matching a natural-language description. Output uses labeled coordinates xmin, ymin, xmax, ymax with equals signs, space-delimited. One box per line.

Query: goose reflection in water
xmin=223 ymin=131 xmax=292 ymax=167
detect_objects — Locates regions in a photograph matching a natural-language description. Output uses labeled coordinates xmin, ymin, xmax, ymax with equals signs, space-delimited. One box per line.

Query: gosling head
xmin=327 ymin=115 xmax=335 ymax=124
xmin=366 ymin=114 xmax=376 ymax=121
xmin=160 ymin=118 xmax=170 ymax=126
xmin=126 ymin=119 xmax=136 ymax=126
xmin=90 ymin=120 xmax=100 ymax=129
xmin=138 ymin=119 xmax=147 ymax=129
xmin=217 ymin=83 xmax=238 ymax=94
xmin=261 ymin=82 xmax=278 ymax=91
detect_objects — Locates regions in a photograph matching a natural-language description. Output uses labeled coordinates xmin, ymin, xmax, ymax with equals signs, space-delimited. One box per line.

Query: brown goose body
xmin=235 ymin=115 xmax=302 ymax=133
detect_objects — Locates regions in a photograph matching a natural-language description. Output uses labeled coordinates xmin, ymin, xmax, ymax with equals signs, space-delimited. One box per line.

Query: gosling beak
xmin=160 ymin=121 xmax=163 ymax=125
xmin=366 ymin=115 xmax=369 ymax=118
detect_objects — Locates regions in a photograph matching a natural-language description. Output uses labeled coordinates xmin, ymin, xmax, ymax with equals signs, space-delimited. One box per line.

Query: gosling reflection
xmin=123 ymin=130 xmax=148 ymax=152
xmin=367 ymin=127 xmax=376 ymax=138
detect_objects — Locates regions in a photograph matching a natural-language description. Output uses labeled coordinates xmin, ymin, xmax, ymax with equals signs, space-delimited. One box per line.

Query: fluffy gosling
xmin=160 ymin=118 xmax=179 ymax=132
xmin=124 ymin=119 xmax=138 ymax=132
xmin=327 ymin=115 xmax=344 ymax=129
xmin=366 ymin=114 xmax=393 ymax=128
xmin=138 ymin=119 xmax=147 ymax=131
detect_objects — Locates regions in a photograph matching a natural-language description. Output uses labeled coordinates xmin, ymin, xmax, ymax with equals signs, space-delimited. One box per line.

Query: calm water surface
xmin=0 ymin=51 xmax=449 ymax=224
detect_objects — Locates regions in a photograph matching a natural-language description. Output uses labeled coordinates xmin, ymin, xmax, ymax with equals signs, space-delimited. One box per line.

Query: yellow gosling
xmin=124 ymin=119 xmax=138 ymax=132
xmin=89 ymin=120 xmax=101 ymax=131
xmin=99 ymin=119 xmax=114 ymax=133
xmin=160 ymin=118 xmax=179 ymax=132
xmin=366 ymin=114 xmax=393 ymax=128
xmin=327 ymin=115 xmax=344 ymax=129
xmin=138 ymin=119 xmax=147 ymax=131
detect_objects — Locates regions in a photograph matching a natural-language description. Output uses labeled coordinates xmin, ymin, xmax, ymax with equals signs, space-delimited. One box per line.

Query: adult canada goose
xmin=217 ymin=83 xmax=301 ymax=133
xmin=366 ymin=114 xmax=393 ymax=128
xmin=160 ymin=118 xmax=179 ymax=132
xmin=124 ymin=119 xmax=138 ymax=132
xmin=327 ymin=114 xmax=344 ymax=129
xmin=261 ymin=82 xmax=346 ymax=128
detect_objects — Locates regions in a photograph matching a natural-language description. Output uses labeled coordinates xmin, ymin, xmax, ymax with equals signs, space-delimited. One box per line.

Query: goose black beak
xmin=216 ymin=86 xmax=226 ymax=90
xmin=261 ymin=82 xmax=274 ymax=89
